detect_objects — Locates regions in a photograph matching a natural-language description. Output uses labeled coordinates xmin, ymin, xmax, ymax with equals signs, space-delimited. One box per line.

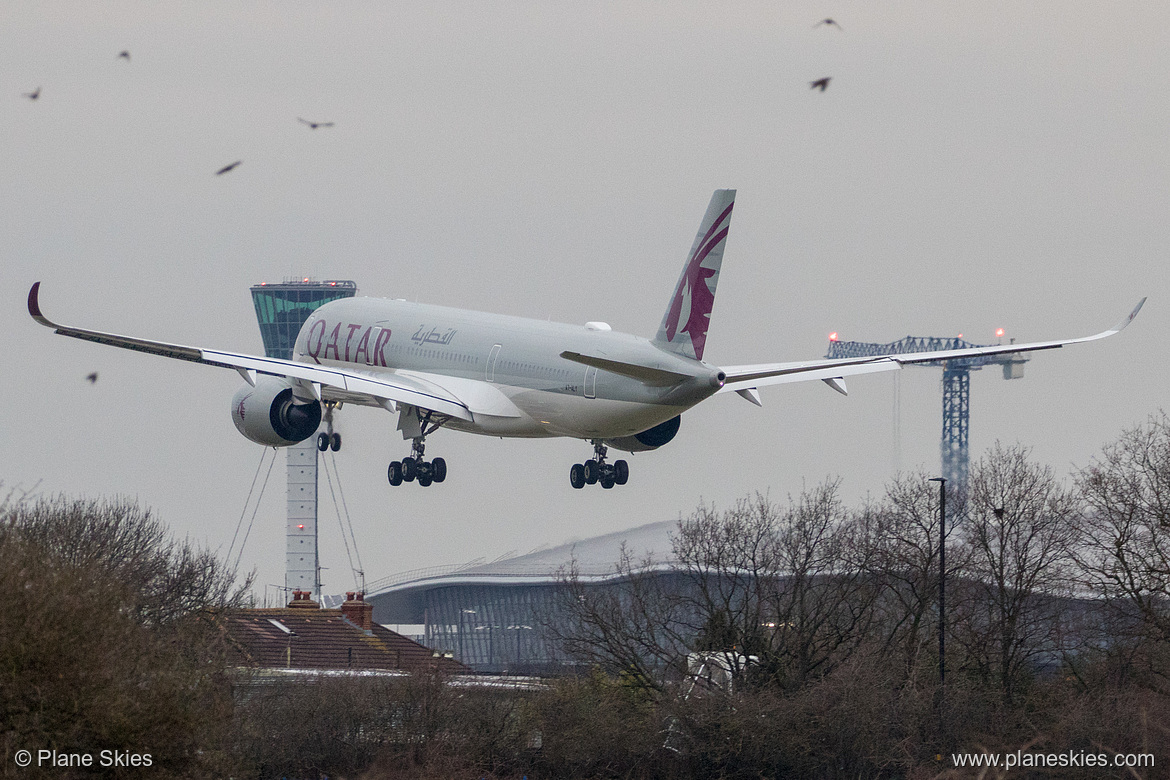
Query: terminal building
xmin=366 ymin=521 xmax=678 ymax=674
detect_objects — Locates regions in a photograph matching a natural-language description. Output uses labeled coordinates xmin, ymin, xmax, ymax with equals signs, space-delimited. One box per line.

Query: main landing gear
xmin=388 ymin=439 xmax=447 ymax=487
xmin=317 ymin=403 xmax=341 ymax=452
xmin=570 ymin=441 xmax=629 ymax=490
xmin=387 ymin=409 xmax=448 ymax=488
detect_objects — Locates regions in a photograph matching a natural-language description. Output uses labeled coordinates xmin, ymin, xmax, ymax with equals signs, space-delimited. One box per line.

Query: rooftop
xmin=223 ymin=593 xmax=465 ymax=674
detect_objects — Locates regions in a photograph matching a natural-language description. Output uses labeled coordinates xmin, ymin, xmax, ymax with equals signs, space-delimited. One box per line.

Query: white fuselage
xmin=293 ymin=297 xmax=723 ymax=441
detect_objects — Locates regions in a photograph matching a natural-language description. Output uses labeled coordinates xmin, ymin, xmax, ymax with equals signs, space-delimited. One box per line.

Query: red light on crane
xmin=297 ymin=524 xmax=304 ymax=529
xmin=829 ymin=332 xmax=839 ymax=342
xmin=996 ymin=328 xmax=1005 ymax=338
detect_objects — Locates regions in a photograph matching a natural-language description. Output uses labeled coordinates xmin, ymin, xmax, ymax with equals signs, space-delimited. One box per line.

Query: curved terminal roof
xmin=368 ymin=519 xmax=678 ymax=598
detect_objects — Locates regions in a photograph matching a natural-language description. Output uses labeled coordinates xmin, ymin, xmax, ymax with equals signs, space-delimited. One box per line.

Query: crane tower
xmin=825 ymin=333 xmax=1028 ymax=491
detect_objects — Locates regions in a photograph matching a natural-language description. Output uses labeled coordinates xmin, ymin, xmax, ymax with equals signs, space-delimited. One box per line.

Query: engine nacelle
xmin=231 ymin=378 xmax=322 ymax=447
xmin=604 ymin=415 xmax=681 ymax=453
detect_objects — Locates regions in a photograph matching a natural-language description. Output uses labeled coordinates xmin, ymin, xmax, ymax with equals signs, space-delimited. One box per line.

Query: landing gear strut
xmin=387 ymin=410 xmax=448 ymax=488
xmin=317 ymin=403 xmax=341 ymax=452
xmin=570 ymin=441 xmax=629 ymax=489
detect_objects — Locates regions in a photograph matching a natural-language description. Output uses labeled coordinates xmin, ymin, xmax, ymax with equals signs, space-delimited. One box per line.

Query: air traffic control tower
xmin=250 ymin=279 xmax=357 ymax=598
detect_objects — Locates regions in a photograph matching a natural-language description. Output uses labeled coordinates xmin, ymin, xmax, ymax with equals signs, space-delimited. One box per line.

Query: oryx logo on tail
xmin=655 ymin=189 xmax=736 ymax=361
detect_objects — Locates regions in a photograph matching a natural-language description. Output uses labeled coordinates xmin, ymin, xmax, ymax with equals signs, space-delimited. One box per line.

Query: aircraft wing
xmin=27 ymin=282 xmax=478 ymax=421
xmin=717 ymin=298 xmax=1146 ymax=396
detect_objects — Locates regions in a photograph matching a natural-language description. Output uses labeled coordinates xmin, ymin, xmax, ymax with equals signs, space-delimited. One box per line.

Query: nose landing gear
xmin=570 ymin=441 xmax=629 ymax=489
xmin=317 ymin=403 xmax=341 ymax=451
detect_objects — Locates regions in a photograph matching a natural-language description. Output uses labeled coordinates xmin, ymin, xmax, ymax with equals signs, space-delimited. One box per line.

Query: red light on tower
xmin=297 ymin=524 xmax=304 ymax=530
xmin=996 ymin=328 xmax=1005 ymax=338
xmin=829 ymin=332 xmax=839 ymax=342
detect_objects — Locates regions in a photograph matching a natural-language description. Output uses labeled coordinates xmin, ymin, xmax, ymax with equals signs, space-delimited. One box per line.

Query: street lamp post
xmin=928 ymin=477 xmax=946 ymax=687
xmin=928 ymin=476 xmax=947 ymax=758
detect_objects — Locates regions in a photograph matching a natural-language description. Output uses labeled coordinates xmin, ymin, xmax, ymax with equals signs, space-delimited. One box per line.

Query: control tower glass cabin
xmin=250 ymin=279 xmax=358 ymax=359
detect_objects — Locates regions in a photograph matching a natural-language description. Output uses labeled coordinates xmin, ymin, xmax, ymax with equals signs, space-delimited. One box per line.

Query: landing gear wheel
xmin=583 ymin=459 xmax=600 ymax=485
xmin=431 ymin=457 xmax=447 ymax=483
xmin=418 ymin=472 xmax=433 ymax=487
xmin=614 ymin=460 xmax=629 ymax=485
xmin=330 ymin=432 xmax=341 ymax=452
xmin=570 ymin=463 xmax=586 ymax=489
xmin=401 ymin=457 xmax=417 ymax=482
xmin=317 ymin=432 xmax=329 ymax=451
xmin=600 ymin=473 xmax=616 ymax=489
xmin=388 ymin=461 xmax=403 ymax=486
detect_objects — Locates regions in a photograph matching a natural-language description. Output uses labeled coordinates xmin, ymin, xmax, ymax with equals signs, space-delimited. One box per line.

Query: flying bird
xmin=23 ymin=87 xmax=41 ymax=100
xmin=118 ymin=50 xmax=131 ymax=60
xmin=814 ymin=18 xmax=843 ymax=30
xmin=216 ymin=160 xmax=242 ymax=175
xmin=86 ymin=372 xmax=98 ymax=384
xmin=298 ymin=117 xmax=335 ymax=129
xmin=809 ymin=77 xmax=831 ymax=92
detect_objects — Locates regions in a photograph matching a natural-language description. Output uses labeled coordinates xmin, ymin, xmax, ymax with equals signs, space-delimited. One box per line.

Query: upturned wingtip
xmin=27 ymin=281 xmax=57 ymax=328
xmin=1120 ymin=297 xmax=1147 ymax=331
xmin=28 ymin=282 xmax=43 ymax=319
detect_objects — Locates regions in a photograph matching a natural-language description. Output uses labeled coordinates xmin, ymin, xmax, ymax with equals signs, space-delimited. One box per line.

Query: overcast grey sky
xmin=5 ymin=1 xmax=1166 ymax=598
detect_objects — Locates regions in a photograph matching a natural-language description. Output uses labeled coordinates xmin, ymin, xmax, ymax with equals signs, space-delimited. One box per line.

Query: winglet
xmin=28 ymin=282 xmax=55 ymax=328
xmin=1115 ymin=297 xmax=1147 ymax=333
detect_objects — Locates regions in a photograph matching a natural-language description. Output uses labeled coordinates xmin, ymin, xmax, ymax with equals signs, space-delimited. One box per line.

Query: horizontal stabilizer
xmin=560 ymin=351 xmax=692 ymax=386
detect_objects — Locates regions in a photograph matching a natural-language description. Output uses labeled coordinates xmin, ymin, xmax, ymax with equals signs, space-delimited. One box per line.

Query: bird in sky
xmin=23 ymin=87 xmax=41 ymax=100
xmin=810 ymin=77 xmax=832 ymax=92
xmin=85 ymin=372 xmax=98 ymax=384
xmin=298 ymin=117 xmax=335 ymax=129
xmin=118 ymin=50 xmax=130 ymax=60
xmin=216 ymin=160 xmax=242 ymax=175
xmin=814 ymin=18 xmax=843 ymax=30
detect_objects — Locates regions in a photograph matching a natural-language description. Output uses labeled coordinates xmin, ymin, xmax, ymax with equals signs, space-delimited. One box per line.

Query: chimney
xmin=287 ymin=590 xmax=320 ymax=610
xmin=341 ymin=591 xmax=374 ymax=631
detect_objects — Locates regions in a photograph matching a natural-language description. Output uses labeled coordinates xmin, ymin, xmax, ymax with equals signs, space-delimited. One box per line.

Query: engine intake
xmin=604 ymin=415 xmax=681 ymax=453
xmin=231 ymin=378 xmax=322 ymax=446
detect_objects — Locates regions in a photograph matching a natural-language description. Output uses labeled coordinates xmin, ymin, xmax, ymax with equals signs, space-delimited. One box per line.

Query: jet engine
xmin=604 ymin=415 xmax=681 ymax=453
xmin=231 ymin=378 xmax=322 ymax=446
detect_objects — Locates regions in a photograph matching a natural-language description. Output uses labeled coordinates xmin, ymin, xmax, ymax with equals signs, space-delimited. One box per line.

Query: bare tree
xmin=552 ymin=483 xmax=879 ymax=695
xmin=550 ymin=545 xmax=693 ymax=691
xmin=852 ymin=471 xmax=955 ymax=676
xmin=752 ymin=482 xmax=880 ymax=689
xmin=952 ymin=443 xmax=1079 ymax=704
xmin=0 ymin=495 xmax=247 ymax=777
xmin=673 ymin=494 xmax=783 ymax=687
xmin=1075 ymin=413 xmax=1170 ymax=685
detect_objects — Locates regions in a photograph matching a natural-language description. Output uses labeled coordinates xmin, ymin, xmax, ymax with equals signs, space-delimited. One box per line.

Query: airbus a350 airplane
xmin=29 ymin=190 xmax=1145 ymax=489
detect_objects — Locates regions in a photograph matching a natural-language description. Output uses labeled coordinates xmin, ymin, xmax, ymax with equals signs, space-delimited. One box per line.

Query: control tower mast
xmin=249 ymin=279 xmax=357 ymax=598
